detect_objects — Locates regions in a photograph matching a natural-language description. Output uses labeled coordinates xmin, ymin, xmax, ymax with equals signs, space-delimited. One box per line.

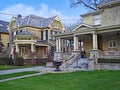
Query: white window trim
xmin=109 ymin=40 xmax=117 ymax=48
xmin=94 ymin=14 xmax=100 ymax=25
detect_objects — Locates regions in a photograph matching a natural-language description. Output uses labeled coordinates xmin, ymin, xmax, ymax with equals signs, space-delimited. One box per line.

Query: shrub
xmin=0 ymin=57 xmax=13 ymax=65
xmin=98 ymin=58 xmax=120 ymax=63
xmin=14 ymin=57 xmax=24 ymax=66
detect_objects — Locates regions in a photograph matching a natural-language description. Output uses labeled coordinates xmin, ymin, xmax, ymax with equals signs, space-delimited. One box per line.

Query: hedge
xmin=14 ymin=57 xmax=24 ymax=66
xmin=0 ymin=57 xmax=13 ymax=65
xmin=98 ymin=58 xmax=120 ymax=63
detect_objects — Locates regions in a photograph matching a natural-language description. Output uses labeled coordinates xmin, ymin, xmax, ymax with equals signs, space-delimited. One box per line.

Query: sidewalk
xmin=0 ymin=66 xmax=55 ymax=75
xmin=0 ymin=66 xmax=83 ymax=82
xmin=0 ymin=66 xmax=55 ymax=82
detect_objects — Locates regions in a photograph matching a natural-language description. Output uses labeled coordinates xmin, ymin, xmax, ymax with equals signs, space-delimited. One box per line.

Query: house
xmin=54 ymin=0 xmax=120 ymax=68
xmin=0 ymin=20 xmax=9 ymax=56
xmin=8 ymin=14 xmax=65 ymax=63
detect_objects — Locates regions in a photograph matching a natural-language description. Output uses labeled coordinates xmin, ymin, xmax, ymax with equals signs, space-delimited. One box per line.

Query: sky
xmin=0 ymin=0 xmax=88 ymax=25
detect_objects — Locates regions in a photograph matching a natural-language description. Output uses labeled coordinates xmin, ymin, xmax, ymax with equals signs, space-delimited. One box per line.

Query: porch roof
xmin=54 ymin=24 xmax=120 ymax=39
xmin=14 ymin=30 xmax=36 ymax=38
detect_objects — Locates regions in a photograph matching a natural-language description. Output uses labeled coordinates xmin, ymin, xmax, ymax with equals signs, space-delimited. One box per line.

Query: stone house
xmin=54 ymin=0 xmax=120 ymax=68
xmin=0 ymin=20 xmax=9 ymax=56
xmin=8 ymin=15 xmax=65 ymax=62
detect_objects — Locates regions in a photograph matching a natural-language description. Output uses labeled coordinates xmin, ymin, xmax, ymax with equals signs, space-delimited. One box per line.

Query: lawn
xmin=0 ymin=70 xmax=120 ymax=90
xmin=0 ymin=65 xmax=35 ymax=70
xmin=0 ymin=71 xmax=38 ymax=80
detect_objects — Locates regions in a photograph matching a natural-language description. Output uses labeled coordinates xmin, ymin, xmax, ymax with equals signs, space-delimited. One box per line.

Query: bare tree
xmin=70 ymin=0 xmax=105 ymax=10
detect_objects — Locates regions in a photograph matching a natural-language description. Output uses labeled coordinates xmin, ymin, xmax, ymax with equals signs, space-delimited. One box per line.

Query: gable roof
xmin=18 ymin=14 xmax=57 ymax=28
xmin=0 ymin=20 xmax=9 ymax=34
xmin=72 ymin=23 xmax=93 ymax=31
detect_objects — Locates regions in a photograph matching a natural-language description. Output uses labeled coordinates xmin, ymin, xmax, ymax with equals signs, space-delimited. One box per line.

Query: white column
xmin=74 ymin=36 xmax=78 ymax=50
xmin=93 ymin=33 xmax=98 ymax=50
xmin=15 ymin=43 xmax=19 ymax=52
xmin=58 ymin=38 xmax=61 ymax=51
xmin=31 ymin=44 xmax=34 ymax=52
xmin=56 ymin=39 xmax=59 ymax=51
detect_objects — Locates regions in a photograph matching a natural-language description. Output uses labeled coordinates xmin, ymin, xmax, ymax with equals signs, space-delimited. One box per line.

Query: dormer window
xmin=94 ymin=14 xmax=100 ymax=25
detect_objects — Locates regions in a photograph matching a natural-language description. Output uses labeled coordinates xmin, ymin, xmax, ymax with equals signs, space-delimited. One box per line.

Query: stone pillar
xmin=54 ymin=38 xmax=63 ymax=62
xmin=15 ymin=43 xmax=19 ymax=52
xmin=92 ymin=33 xmax=98 ymax=50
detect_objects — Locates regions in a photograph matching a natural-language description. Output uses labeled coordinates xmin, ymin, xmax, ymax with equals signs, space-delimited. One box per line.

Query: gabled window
xmin=109 ymin=40 xmax=117 ymax=48
xmin=94 ymin=14 xmax=100 ymax=25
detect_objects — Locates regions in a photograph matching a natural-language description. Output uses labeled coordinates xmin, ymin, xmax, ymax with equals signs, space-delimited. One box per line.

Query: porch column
xmin=58 ymin=38 xmax=61 ymax=52
xmin=92 ymin=33 xmax=98 ymax=50
xmin=69 ymin=40 xmax=71 ymax=52
xmin=15 ymin=43 xmax=19 ymax=52
xmin=56 ymin=39 xmax=59 ymax=51
xmin=74 ymin=36 xmax=78 ymax=50
xmin=31 ymin=44 xmax=34 ymax=52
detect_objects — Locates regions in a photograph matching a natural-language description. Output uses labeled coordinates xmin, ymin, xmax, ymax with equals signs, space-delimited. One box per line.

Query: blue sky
xmin=0 ymin=0 xmax=88 ymax=25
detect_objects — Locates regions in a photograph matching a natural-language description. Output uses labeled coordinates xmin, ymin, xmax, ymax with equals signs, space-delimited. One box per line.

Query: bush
xmin=98 ymin=58 xmax=120 ymax=63
xmin=0 ymin=57 xmax=13 ymax=65
xmin=14 ymin=57 xmax=24 ymax=66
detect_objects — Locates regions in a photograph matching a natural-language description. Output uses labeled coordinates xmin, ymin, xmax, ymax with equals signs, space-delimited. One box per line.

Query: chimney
xmin=17 ymin=14 xmax=22 ymax=18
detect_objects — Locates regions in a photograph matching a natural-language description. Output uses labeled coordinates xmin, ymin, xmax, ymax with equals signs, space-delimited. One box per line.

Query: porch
xmin=99 ymin=50 xmax=120 ymax=59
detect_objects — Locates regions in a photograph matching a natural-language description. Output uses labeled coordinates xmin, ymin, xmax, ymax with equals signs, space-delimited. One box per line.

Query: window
xmin=109 ymin=40 xmax=117 ymax=48
xmin=43 ymin=30 xmax=46 ymax=40
xmin=94 ymin=14 xmax=100 ymax=25
xmin=0 ymin=34 xmax=1 ymax=40
xmin=13 ymin=31 xmax=16 ymax=35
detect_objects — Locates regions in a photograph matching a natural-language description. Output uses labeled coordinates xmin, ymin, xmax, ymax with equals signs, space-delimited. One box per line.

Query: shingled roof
xmin=13 ymin=14 xmax=57 ymax=28
xmin=98 ymin=0 xmax=120 ymax=7
xmin=0 ymin=20 xmax=9 ymax=34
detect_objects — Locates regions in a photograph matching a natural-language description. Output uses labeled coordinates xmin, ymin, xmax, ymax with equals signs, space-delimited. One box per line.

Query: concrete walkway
xmin=0 ymin=66 xmax=55 ymax=82
xmin=0 ymin=66 xmax=55 ymax=75
xmin=0 ymin=73 xmax=45 ymax=82
xmin=0 ymin=66 xmax=84 ymax=82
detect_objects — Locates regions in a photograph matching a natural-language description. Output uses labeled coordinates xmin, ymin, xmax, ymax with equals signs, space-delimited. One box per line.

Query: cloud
xmin=0 ymin=3 xmax=80 ymax=25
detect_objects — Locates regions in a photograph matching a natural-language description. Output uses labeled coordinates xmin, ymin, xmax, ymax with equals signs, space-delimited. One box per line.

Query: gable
xmin=72 ymin=23 xmax=93 ymax=31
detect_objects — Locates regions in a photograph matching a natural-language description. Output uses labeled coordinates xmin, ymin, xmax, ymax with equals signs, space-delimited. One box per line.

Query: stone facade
xmin=8 ymin=15 xmax=65 ymax=60
xmin=0 ymin=20 xmax=9 ymax=55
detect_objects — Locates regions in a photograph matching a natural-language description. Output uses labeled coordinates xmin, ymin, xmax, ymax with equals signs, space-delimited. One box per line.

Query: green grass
xmin=0 ymin=65 xmax=35 ymax=70
xmin=0 ymin=70 xmax=120 ymax=90
xmin=0 ymin=71 xmax=38 ymax=80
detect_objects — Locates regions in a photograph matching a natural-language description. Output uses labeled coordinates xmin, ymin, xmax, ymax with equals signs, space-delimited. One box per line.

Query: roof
xmin=14 ymin=14 xmax=57 ymax=28
xmin=81 ymin=0 xmax=120 ymax=17
xmin=98 ymin=0 xmax=120 ymax=8
xmin=0 ymin=20 xmax=9 ymax=34
xmin=15 ymin=29 xmax=36 ymax=37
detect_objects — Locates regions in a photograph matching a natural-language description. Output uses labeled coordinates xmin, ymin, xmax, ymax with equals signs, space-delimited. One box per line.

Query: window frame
xmin=109 ymin=40 xmax=117 ymax=48
xmin=94 ymin=14 xmax=100 ymax=25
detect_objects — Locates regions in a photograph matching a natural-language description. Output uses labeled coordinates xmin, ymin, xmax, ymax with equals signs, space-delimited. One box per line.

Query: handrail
xmin=60 ymin=54 xmax=81 ymax=69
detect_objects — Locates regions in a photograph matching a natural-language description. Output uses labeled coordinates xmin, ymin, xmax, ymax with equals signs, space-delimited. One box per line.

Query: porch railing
xmin=99 ymin=51 xmax=120 ymax=59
